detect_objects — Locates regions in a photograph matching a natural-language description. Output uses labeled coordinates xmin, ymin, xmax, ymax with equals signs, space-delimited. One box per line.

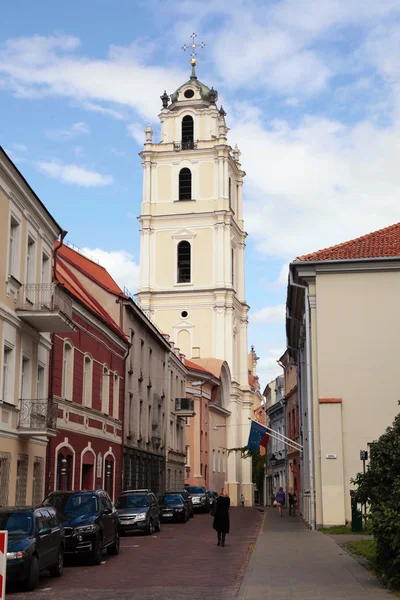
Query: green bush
xmin=352 ymin=411 xmax=400 ymax=590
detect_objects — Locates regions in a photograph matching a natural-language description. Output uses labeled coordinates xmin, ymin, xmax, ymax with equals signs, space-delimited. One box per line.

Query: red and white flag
xmin=0 ymin=531 xmax=7 ymax=600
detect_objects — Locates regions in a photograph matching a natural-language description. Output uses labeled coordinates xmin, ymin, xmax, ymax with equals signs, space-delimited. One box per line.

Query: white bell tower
xmin=137 ymin=42 xmax=253 ymax=504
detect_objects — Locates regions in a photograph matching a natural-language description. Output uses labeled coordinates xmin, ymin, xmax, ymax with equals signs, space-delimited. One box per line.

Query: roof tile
xmin=298 ymin=222 xmax=400 ymax=262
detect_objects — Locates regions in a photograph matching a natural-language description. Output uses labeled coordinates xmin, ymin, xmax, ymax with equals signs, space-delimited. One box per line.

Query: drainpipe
xmin=46 ymin=229 xmax=67 ymax=496
xmin=289 ymin=268 xmax=316 ymax=531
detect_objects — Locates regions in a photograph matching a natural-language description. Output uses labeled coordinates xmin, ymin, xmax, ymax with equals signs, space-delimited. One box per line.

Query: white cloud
xmin=127 ymin=123 xmax=145 ymax=146
xmin=0 ymin=34 xmax=185 ymax=121
xmin=36 ymin=161 xmax=113 ymax=186
xmin=12 ymin=143 xmax=27 ymax=152
xmin=277 ymin=264 xmax=289 ymax=287
xmin=82 ymin=102 xmax=125 ymax=121
xmin=251 ymin=304 xmax=286 ymax=324
xmin=256 ymin=352 xmax=284 ymax=386
xmin=46 ymin=122 xmax=90 ymax=141
xmin=81 ymin=247 xmax=140 ymax=292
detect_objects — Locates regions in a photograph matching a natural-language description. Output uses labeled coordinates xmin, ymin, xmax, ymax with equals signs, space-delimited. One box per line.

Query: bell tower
xmin=137 ymin=39 xmax=253 ymax=504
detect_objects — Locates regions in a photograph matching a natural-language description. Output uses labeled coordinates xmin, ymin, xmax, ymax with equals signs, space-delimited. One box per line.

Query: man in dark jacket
xmin=213 ymin=488 xmax=230 ymax=546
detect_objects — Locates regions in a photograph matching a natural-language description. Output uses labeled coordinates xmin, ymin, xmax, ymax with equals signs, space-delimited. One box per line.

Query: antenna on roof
xmin=65 ymin=240 xmax=100 ymax=265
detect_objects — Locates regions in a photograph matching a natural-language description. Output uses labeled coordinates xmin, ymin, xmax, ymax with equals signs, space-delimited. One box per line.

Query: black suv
xmin=159 ymin=493 xmax=189 ymax=522
xmin=168 ymin=489 xmax=194 ymax=518
xmin=43 ymin=490 xmax=120 ymax=565
xmin=116 ymin=489 xmax=161 ymax=535
xmin=1 ymin=506 xmax=65 ymax=591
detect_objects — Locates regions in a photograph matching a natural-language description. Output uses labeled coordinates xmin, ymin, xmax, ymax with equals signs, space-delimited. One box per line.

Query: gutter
xmin=289 ymin=266 xmax=316 ymax=531
xmin=293 ymin=255 xmax=400 ymax=267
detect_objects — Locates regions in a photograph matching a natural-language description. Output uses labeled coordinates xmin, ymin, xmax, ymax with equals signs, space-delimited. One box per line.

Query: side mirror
xmin=38 ymin=527 xmax=52 ymax=536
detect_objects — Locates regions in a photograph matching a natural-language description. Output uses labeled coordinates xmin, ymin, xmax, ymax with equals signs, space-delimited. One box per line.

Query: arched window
xmin=113 ymin=372 xmax=119 ymax=419
xmin=83 ymin=355 xmax=93 ymax=408
xmin=177 ymin=241 xmax=191 ymax=283
xmin=62 ymin=341 xmax=74 ymax=401
xmin=101 ymin=366 xmax=109 ymax=414
xmin=179 ymin=168 xmax=192 ymax=200
xmin=181 ymin=116 xmax=194 ymax=149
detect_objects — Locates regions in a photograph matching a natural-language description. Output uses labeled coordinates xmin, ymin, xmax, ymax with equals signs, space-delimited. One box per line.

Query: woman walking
xmin=275 ymin=487 xmax=285 ymax=517
xmin=213 ymin=488 xmax=230 ymax=546
xmin=288 ymin=488 xmax=297 ymax=517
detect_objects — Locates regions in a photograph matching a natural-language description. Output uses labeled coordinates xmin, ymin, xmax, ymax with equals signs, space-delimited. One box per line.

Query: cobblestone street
xmin=6 ymin=508 xmax=263 ymax=600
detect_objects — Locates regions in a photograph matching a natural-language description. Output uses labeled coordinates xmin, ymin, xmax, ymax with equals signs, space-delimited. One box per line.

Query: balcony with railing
xmin=175 ymin=397 xmax=195 ymax=417
xmin=173 ymin=140 xmax=198 ymax=151
xmin=18 ymin=398 xmax=58 ymax=437
xmin=16 ymin=283 xmax=75 ymax=332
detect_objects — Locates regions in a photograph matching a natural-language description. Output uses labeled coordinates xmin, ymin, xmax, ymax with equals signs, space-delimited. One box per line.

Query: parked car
xmin=116 ymin=489 xmax=161 ymax=535
xmin=167 ymin=489 xmax=194 ymax=518
xmin=43 ymin=490 xmax=119 ymax=565
xmin=187 ymin=486 xmax=210 ymax=513
xmin=206 ymin=491 xmax=218 ymax=509
xmin=159 ymin=493 xmax=189 ymax=522
xmin=1 ymin=505 xmax=65 ymax=592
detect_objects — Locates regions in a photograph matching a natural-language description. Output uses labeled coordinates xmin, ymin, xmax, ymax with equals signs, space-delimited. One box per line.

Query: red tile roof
xmin=319 ymin=398 xmax=342 ymax=404
xmin=56 ymin=257 xmax=127 ymax=340
xmin=185 ymin=359 xmax=213 ymax=377
xmin=57 ymin=244 xmax=125 ymax=296
xmin=298 ymin=222 xmax=400 ymax=262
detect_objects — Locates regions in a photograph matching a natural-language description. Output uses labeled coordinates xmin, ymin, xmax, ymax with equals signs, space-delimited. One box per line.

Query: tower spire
xmin=182 ymin=33 xmax=206 ymax=80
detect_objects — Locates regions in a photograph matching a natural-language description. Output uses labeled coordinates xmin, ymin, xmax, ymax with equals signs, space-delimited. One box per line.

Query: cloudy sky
xmin=1 ymin=0 xmax=400 ymax=388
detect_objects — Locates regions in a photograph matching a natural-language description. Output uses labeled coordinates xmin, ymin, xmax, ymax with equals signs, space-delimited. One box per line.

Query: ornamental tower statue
xmin=137 ymin=36 xmax=253 ymax=504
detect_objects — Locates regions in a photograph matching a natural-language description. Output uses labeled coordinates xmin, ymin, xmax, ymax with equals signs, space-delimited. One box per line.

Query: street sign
xmin=360 ymin=450 xmax=368 ymax=461
xmin=0 ymin=530 xmax=7 ymax=600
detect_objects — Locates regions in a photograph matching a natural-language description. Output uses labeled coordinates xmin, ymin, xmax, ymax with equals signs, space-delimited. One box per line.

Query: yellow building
xmin=287 ymin=222 xmax=400 ymax=527
xmin=0 ymin=147 xmax=73 ymax=506
xmin=136 ymin=60 xmax=253 ymax=505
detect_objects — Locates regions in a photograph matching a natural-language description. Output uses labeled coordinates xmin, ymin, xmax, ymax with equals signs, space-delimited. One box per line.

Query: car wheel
xmin=90 ymin=535 xmax=103 ymax=565
xmin=146 ymin=519 xmax=154 ymax=536
xmin=49 ymin=546 xmax=64 ymax=577
xmin=154 ymin=519 xmax=161 ymax=532
xmin=23 ymin=555 xmax=40 ymax=591
xmin=107 ymin=531 xmax=120 ymax=556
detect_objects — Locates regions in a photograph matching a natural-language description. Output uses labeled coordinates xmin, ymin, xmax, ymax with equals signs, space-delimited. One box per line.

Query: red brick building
xmin=46 ymin=246 xmax=128 ymax=501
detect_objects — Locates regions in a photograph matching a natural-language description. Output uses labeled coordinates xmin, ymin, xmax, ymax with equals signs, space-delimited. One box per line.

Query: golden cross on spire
xmin=182 ymin=33 xmax=205 ymax=79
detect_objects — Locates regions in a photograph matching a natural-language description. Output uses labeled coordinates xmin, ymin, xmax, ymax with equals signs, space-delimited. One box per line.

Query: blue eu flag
xmin=247 ymin=421 xmax=269 ymax=452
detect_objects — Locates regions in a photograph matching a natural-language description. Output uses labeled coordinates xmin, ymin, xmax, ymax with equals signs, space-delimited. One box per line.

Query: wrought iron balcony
xmin=16 ymin=283 xmax=75 ymax=332
xmin=173 ymin=140 xmax=198 ymax=151
xmin=18 ymin=399 xmax=58 ymax=437
xmin=175 ymin=397 xmax=195 ymax=417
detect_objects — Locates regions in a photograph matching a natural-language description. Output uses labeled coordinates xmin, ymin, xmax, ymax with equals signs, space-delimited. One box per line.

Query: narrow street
xmin=7 ymin=508 xmax=263 ymax=600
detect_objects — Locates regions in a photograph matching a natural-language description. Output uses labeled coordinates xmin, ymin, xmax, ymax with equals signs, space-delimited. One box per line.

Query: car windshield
xmin=161 ymin=495 xmax=182 ymax=505
xmin=188 ymin=487 xmax=205 ymax=494
xmin=116 ymin=495 xmax=149 ymax=509
xmin=44 ymin=493 xmax=99 ymax=516
xmin=0 ymin=512 xmax=33 ymax=536
xmin=177 ymin=491 xmax=188 ymax=499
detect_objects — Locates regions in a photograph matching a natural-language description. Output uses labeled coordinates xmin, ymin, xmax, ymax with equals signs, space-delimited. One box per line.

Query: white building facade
xmin=136 ymin=64 xmax=253 ymax=505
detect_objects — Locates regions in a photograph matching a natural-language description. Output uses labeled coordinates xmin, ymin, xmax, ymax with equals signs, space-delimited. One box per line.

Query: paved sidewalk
xmin=238 ymin=507 xmax=394 ymax=599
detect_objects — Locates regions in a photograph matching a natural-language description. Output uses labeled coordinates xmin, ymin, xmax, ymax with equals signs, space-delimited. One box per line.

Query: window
xmin=32 ymin=457 xmax=44 ymax=505
xmin=26 ymin=235 xmax=36 ymax=284
xmin=62 ymin=342 xmax=73 ymax=401
xmin=179 ymin=168 xmax=192 ymax=200
xmin=228 ymin=177 xmax=232 ymax=205
xmin=113 ymin=373 xmax=119 ymax=419
xmin=128 ymin=393 xmax=133 ymax=435
xmin=177 ymin=241 xmax=191 ymax=283
xmin=231 ymin=248 xmax=235 ymax=287
xmin=8 ymin=216 xmax=19 ymax=277
xmin=222 ymin=451 xmax=226 ymax=473
xmin=139 ymin=400 xmax=143 ymax=439
xmin=15 ymin=454 xmax=29 ymax=506
xmin=41 ymin=252 xmax=50 ymax=284
xmin=0 ymin=452 xmax=11 ymax=507
xmin=83 ymin=355 xmax=92 ymax=408
xmin=21 ymin=356 xmax=30 ymax=399
xmin=2 ymin=346 xmax=12 ymax=403
xmin=218 ymin=451 xmax=221 ymax=473
xmin=212 ymin=449 xmax=216 ymax=472
xmin=185 ymin=445 xmax=190 ymax=467
xmin=36 ymin=364 xmax=45 ymax=399
xmin=181 ymin=115 xmax=194 ymax=148
xmin=101 ymin=366 xmax=110 ymax=414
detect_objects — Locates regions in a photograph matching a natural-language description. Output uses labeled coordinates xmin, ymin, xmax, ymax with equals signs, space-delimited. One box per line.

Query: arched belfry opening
xmin=182 ymin=115 xmax=194 ymax=149
xmin=177 ymin=240 xmax=191 ymax=283
xmin=179 ymin=168 xmax=192 ymax=200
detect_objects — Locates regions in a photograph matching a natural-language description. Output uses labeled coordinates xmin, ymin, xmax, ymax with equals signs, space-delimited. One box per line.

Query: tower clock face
xmin=184 ymin=89 xmax=194 ymax=99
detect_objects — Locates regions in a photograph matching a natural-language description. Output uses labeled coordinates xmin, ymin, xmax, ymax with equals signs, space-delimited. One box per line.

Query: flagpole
xmin=250 ymin=419 xmax=303 ymax=451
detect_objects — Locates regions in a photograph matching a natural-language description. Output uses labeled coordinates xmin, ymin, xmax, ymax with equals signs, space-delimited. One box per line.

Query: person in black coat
xmin=213 ymin=488 xmax=230 ymax=546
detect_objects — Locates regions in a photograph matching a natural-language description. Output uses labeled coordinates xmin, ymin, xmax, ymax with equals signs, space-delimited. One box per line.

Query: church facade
xmin=136 ymin=61 xmax=253 ymax=505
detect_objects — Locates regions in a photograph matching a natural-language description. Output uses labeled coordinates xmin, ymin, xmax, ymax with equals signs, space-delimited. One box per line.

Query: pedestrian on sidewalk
xmin=288 ymin=488 xmax=297 ymax=517
xmin=213 ymin=488 xmax=230 ymax=546
xmin=241 ymin=493 xmax=245 ymax=507
xmin=275 ymin=487 xmax=285 ymax=517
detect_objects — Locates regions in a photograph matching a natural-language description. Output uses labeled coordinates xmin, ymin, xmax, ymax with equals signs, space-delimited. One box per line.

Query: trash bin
xmin=350 ymin=490 xmax=363 ymax=532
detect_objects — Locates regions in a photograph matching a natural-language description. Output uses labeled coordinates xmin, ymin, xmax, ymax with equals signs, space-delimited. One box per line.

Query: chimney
xmin=162 ymin=333 xmax=170 ymax=342
xmin=179 ymin=353 xmax=186 ymax=364
xmin=192 ymin=346 xmax=200 ymax=359
xmin=174 ymin=347 xmax=180 ymax=357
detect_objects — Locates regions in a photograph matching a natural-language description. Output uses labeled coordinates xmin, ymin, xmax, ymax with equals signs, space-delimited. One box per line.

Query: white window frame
xmin=83 ymin=354 xmax=93 ymax=408
xmin=218 ymin=450 xmax=221 ymax=473
xmin=41 ymin=251 xmax=51 ymax=285
xmin=2 ymin=346 xmax=12 ymax=402
xmin=8 ymin=214 xmax=21 ymax=280
xmin=36 ymin=363 xmax=45 ymax=399
xmin=62 ymin=341 xmax=74 ymax=401
xmin=113 ymin=372 xmax=119 ymax=419
xmin=101 ymin=365 xmax=110 ymax=414
xmin=21 ymin=355 xmax=31 ymax=399
xmin=212 ymin=449 xmax=216 ymax=472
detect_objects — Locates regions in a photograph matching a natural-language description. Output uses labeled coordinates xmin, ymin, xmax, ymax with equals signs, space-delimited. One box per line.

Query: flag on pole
xmin=247 ymin=420 xmax=269 ymax=453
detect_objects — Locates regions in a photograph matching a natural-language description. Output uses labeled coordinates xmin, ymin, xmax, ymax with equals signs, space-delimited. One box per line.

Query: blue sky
xmin=2 ymin=0 xmax=400 ymax=388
